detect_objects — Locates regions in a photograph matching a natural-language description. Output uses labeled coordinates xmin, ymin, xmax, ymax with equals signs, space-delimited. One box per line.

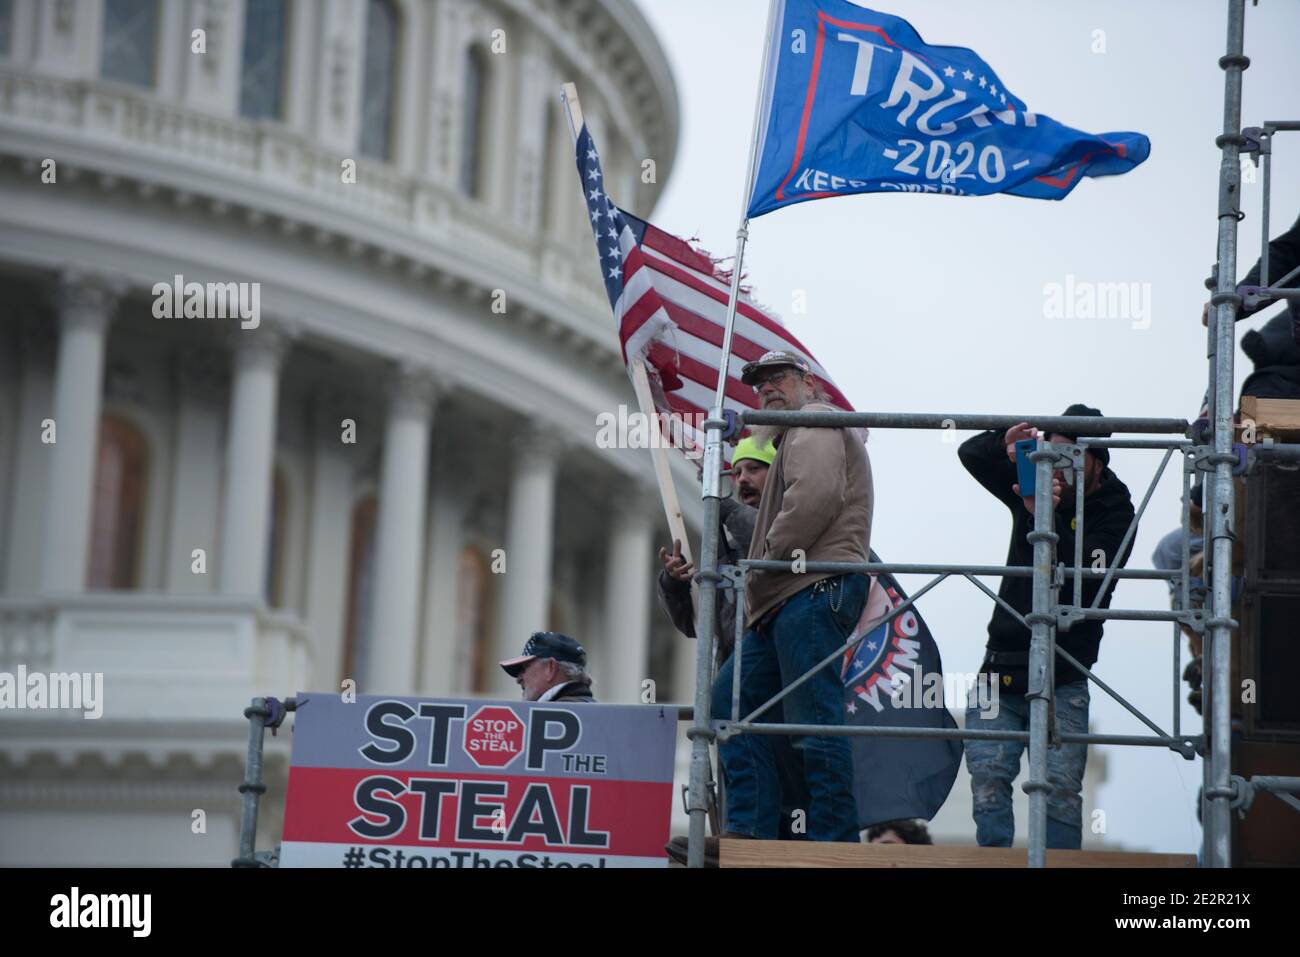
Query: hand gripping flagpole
xmin=687 ymin=0 xmax=780 ymax=869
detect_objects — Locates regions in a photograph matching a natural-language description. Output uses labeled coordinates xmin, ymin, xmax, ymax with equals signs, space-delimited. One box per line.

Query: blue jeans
xmin=964 ymin=679 xmax=1090 ymax=849
xmin=712 ymin=573 xmax=866 ymax=842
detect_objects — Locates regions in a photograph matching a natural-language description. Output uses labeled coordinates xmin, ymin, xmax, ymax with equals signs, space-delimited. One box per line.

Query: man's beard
xmin=750 ymin=384 xmax=813 ymax=447
xmin=748 ymin=423 xmax=784 ymax=447
xmin=736 ymin=481 xmax=761 ymax=506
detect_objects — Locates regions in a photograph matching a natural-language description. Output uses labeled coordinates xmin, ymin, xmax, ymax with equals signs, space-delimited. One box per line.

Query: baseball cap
xmin=740 ymin=350 xmax=812 ymax=386
xmin=499 ymin=631 xmax=587 ymax=678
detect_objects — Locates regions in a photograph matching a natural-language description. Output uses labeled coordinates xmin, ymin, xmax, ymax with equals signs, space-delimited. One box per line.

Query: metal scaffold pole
xmin=1025 ymin=442 xmax=1062 ymax=867
xmin=1204 ymin=0 xmax=1248 ymax=869
xmin=234 ymin=697 xmax=270 ymax=868
xmin=687 ymin=0 xmax=780 ymax=869
xmin=686 ymin=426 xmax=723 ymax=869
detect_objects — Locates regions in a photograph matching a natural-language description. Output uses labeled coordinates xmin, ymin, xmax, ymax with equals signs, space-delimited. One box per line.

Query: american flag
xmin=575 ymin=124 xmax=852 ymax=457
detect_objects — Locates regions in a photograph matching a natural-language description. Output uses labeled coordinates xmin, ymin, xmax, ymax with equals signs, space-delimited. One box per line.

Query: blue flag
xmin=747 ymin=0 xmax=1150 ymax=217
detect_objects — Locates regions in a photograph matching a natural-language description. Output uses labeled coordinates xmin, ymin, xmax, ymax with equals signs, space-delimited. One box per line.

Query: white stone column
xmin=425 ymin=0 xmax=461 ymax=184
xmin=283 ymin=0 xmax=319 ymax=133
xmin=0 ymin=324 xmax=17 ymax=590
xmin=303 ymin=391 xmax=358 ymax=690
xmin=365 ymin=367 xmax=438 ymax=695
xmin=179 ymin=0 xmax=246 ymax=116
xmin=6 ymin=316 xmax=54 ymax=594
xmin=154 ymin=0 xmax=188 ymax=99
xmin=7 ymin=1 xmax=40 ymax=68
xmin=164 ymin=350 xmax=226 ymax=594
xmin=491 ymin=430 xmax=562 ymax=695
xmin=392 ymin=0 xmax=427 ymax=175
xmin=419 ymin=455 xmax=467 ymax=695
xmin=482 ymin=24 xmax=517 ymax=215
xmin=512 ymin=37 xmax=550 ymax=231
xmin=41 ymin=271 xmax=124 ymax=593
xmin=32 ymin=0 xmax=94 ymax=78
xmin=312 ymin=0 xmax=366 ymax=155
xmin=218 ymin=327 xmax=290 ymax=596
xmin=602 ymin=498 xmax=655 ymax=703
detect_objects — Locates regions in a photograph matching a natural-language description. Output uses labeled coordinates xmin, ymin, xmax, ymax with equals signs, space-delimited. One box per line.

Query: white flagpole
xmin=712 ymin=0 xmax=781 ymax=410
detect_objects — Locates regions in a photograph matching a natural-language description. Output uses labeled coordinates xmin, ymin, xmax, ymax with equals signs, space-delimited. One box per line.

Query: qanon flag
xmin=747 ymin=0 xmax=1150 ymax=216
xmin=840 ymin=550 xmax=962 ymax=826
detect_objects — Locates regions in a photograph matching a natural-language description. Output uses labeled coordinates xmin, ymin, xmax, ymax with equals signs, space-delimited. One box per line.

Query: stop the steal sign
xmin=279 ymin=694 xmax=678 ymax=868
xmin=463 ymin=705 xmax=525 ymax=768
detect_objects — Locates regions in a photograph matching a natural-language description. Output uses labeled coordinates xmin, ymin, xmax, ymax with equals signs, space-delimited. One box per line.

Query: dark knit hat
xmin=1056 ymin=403 xmax=1110 ymax=465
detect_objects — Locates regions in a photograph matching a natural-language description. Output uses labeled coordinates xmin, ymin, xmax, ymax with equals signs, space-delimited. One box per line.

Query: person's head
xmin=1046 ymin=433 xmax=1105 ymax=504
xmin=740 ymin=351 xmax=826 ymax=445
xmin=731 ymin=435 xmax=776 ymax=506
xmin=499 ymin=632 xmax=589 ymax=701
xmin=864 ymin=819 xmax=933 ymax=845
xmin=1051 ymin=403 xmax=1111 ymax=504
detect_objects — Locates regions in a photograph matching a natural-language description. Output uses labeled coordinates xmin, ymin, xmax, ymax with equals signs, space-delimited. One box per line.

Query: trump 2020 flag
xmin=747 ymin=0 xmax=1150 ymax=216
xmin=841 ymin=551 xmax=961 ymax=826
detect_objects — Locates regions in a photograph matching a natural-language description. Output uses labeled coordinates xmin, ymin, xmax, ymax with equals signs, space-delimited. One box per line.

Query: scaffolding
xmin=681 ymin=0 xmax=1300 ymax=868
xmin=230 ymin=1 xmax=1300 ymax=871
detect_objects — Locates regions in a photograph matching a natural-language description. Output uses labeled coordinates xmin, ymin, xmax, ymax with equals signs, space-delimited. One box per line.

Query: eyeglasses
xmin=751 ymin=368 xmax=796 ymax=392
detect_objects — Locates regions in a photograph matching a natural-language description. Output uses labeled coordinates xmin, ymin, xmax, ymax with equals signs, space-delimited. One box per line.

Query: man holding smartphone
xmin=957 ymin=404 xmax=1135 ymax=849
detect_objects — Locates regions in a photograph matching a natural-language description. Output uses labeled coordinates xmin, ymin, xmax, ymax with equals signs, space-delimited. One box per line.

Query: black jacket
xmin=1240 ymin=310 xmax=1300 ymax=400
xmin=549 ymin=679 xmax=595 ymax=703
xmin=958 ymin=430 xmax=1136 ymax=687
xmin=1238 ymin=211 xmax=1300 ymax=349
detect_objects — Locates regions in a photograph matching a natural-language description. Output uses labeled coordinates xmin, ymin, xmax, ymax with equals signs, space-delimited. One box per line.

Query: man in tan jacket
xmin=710 ymin=350 xmax=873 ymax=846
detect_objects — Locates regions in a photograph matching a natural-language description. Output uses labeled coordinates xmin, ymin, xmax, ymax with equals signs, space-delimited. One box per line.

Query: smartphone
xmin=1015 ymin=438 xmax=1037 ymax=497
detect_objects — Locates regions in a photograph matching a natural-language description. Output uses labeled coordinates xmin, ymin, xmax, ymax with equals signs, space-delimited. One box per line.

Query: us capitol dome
xmin=0 ymin=0 xmax=692 ymax=865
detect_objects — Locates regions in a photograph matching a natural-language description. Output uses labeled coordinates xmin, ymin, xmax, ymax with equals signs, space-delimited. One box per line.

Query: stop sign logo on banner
xmin=464 ymin=705 xmax=525 ymax=768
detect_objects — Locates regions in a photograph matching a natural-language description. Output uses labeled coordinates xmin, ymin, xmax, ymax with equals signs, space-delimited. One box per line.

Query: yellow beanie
xmin=732 ymin=435 xmax=776 ymax=468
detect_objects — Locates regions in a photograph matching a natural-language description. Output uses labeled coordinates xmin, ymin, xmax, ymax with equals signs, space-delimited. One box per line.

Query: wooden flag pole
xmin=628 ymin=357 xmax=695 ymax=565
xmin=560 ymin=82 xmax=699 ymax=593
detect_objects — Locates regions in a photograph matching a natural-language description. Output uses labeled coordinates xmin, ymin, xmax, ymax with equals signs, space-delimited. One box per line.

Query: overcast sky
xmin=631 ymin=0 xmax=1300 ymax=853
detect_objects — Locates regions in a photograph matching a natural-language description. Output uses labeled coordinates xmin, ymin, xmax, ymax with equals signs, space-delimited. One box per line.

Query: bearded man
xmin=706 ymin=350 xmax=874 ymax=850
